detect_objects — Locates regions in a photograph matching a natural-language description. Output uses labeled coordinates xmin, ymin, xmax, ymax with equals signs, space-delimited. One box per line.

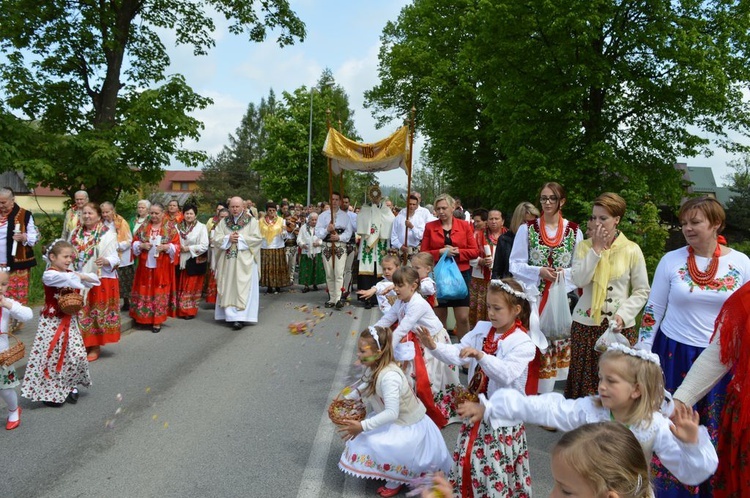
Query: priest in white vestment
xmin=213 ymin=197 xmax=262 ymax=330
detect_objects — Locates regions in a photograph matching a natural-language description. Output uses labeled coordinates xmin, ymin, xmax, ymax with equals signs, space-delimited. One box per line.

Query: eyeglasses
xmin=540 ymin=196 xmax=559 ymax=204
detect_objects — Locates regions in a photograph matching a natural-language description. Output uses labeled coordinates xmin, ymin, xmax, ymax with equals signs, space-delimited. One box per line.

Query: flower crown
xmin=489 ymin=279 xmax=531 ymax=302
xmin=607 ymin=343 xmax=661 ymax=366
xmin=368 ymin=326 xmax=381 ymax=351
xmin=45 ymin=238 xmax=68 ymax=258
xmin=0 ymin=267 xmax=9 ymax=273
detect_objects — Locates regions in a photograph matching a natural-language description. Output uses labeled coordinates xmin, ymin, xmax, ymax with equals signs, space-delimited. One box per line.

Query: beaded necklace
xmin=539 ymin=211 xmax=564 ymax=247
xmin=687 ymin=243 xmax=721 ymax=286
xmin=481 ymin=319 xmax=523 ymax=355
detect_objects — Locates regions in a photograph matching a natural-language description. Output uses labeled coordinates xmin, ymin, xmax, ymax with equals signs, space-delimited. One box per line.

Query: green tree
xmin=256 ymin=69 xmax=374 ymax=204
xmin=411 ymin=151 xmax=451 ymax=206
xmin=198 ymin=91 xmax=277 ymax=206
xmin=724 ymin=155 xmax=750 ymax=241
xmin=0 ymin=0 xmax=305 ymax=202
xmin=366 ymin=0 xmax=750 ymax=224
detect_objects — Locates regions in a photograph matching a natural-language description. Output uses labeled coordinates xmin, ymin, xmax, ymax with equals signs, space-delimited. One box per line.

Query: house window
xmin=181 ymin=182 xmax=190 ymax=191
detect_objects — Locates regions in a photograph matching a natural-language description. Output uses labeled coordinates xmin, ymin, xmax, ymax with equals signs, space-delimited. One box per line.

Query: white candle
xmin=11 ymin=223 xmax=20 ymax=257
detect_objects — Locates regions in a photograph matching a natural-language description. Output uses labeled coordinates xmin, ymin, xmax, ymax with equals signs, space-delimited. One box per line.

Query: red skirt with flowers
xmin=79 ymin=277 xmax=121 ymax=347
xmin=449 ymin=420 xmax=531 ymax=498
xmin=176 ymin=269 xmax=203 ymax=317
xmin=713 ymin=389 xmax=750 ymax=497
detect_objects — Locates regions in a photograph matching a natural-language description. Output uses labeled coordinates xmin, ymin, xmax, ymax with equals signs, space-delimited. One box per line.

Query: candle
xmin=11 ymin=223 xmax=20 ymax=257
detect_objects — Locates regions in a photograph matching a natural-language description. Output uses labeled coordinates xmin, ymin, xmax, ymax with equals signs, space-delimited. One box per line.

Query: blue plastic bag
xmin=434 ymin=251 xmax=468 ymax=301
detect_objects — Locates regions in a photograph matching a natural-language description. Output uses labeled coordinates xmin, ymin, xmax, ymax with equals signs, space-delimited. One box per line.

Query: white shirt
xmin=315 ymin=209 xmax=353 ymax=243
xmin=0 ymin=214 xmax=39 ymax=264
xmin=482 ymin=389 xmax=718 ymax=486
xmin=374 ymin=292 xmax=443 ymax=345
xmin=390 ymin=206 xmax=435 ymax=250
xmin=637 ymin=247 xmax=750 ymax=349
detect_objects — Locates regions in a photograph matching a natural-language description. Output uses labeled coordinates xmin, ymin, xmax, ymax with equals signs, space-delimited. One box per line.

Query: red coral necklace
xmin=687 ymin=243 xmax=721 ymax=286
xmin=539 ymin=212 xmax=564 ymax=247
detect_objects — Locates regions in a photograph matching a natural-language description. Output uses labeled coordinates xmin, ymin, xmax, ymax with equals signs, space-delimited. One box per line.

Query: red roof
xmin=158 ymin=170 xmax=203 ymax=191
xmin=28 ymin=185 xmax=66 ymax=197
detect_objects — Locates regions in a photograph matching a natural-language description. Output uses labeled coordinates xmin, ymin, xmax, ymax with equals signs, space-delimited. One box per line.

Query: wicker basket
xmin=58 ymin=291 xmax=84 ymax=315
xmin=0 ymin=332 xmax=25 ymax=367
xmin=328 ymin=393 xmax=366 ymax=425
xmin=451 ymin=385 xmax=479 ymax=410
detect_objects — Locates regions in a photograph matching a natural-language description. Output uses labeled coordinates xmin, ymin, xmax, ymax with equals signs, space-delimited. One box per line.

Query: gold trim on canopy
xmin=323 ymin=126 xmax=410 ymax=175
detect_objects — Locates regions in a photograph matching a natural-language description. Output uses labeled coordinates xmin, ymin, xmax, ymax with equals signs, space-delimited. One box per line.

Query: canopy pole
xmin=403 ymin=106 xmax=416 ymax=266
xmin=326 ymin=108 xmax=337 ymax=276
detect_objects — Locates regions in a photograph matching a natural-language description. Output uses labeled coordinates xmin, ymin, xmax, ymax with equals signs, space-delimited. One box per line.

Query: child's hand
xmin=0 ymin=295 xmax=10 ymax=310
xmin=457 ymin=401 xmax=485 ymax=424
xmin=459 ymin=347 xmax=484 ymax=361
xmin=75 ymin=272 xmax=93 ymax=283
xmin=415 ymin=326 xmax=437 ymax=350
xmin=670 ymin=401 xmax=700 ymax=444
xmin=356 ymin=288 xmax=376 ymax=299
xmin=421 ymin=472 xmax=453 ymax=498
xmin=378 ymin=284 xmax=395 ymax=295
xmin=337 ymin=419 xmax=363 ymax=441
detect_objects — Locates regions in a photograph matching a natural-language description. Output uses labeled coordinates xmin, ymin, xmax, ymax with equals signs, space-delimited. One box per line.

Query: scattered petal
xmin=145 ymin=387 xmax=151 ymax=393
xmin=116 ymin=393 xmax=123 ymax=402
xmin=152 ymin=414 xmax=159 ymax=421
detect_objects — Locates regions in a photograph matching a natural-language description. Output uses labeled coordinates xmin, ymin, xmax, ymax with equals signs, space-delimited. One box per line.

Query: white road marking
xmin=296 ymin=307 xmax=371 ymax=497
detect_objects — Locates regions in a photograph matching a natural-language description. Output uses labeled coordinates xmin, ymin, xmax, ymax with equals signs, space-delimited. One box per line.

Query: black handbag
xmin=185 ymin=254 xmax=208 ymax=276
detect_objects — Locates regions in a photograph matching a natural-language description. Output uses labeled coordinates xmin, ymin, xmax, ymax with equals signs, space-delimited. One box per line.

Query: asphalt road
xmin=2 ymin=289 xmax=561 ymax=498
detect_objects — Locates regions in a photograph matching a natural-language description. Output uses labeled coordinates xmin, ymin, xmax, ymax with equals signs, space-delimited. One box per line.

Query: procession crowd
xmin=0 ymin=181 xmax=748 ymax=498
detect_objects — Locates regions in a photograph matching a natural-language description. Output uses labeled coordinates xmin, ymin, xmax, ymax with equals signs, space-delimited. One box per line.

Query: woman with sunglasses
xmin=510 ymin=182 xmax=582 ymax=394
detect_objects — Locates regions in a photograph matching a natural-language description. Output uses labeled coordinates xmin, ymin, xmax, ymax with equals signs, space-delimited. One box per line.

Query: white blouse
xmin=482 ymin=389 xmax=718 ymax=486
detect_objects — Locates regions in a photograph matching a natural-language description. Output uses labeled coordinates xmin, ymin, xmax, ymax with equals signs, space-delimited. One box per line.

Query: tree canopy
xmin=365 ymin=0 xmax=750 ymax=223
xmin=0 ymin=0 xmax=305 ymax=202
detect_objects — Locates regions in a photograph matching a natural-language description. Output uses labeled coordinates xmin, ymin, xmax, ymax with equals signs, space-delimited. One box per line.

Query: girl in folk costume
xmin=296 ymin=212 xmax=326 ymax=293
xmin=411 ymin=252 xmax=437 ymax=308
xmin=357 ymin=254 xmax=399 ymax=314
xmin=418 ymin=278 xmax=536 ymax=498
xmin=337 ymin=326 xmax=452 ymax=498
xmin=22 ymin=240 xmax=100 ymax=407
xmin=551 ymin=422 xmax=654 ymax=498
xmin=130 ymin=202 xmax=180 ymax=333
xmin=259 ymin=202 xmax=289 ymax=294
xmin=509 ymin=182 xmax=582 ymax=393
xmin=467 ymin=345 xmax=719 ymax=492
xmin=71 ymin=202 xmax=121 ymax=362
xmin=0 ymin=268 xmax=33 ymax=429
xmin=469 ymin=209 xmax=506 ymax=328
xmin=374 ymin=267 xmax=461 ymax=428
xmin=175 ymin=204 xmax=208 ymax=319
xmin=102 ymin=202 xmax=134 ymax=314
xmin=674 ymin=282 xmax=750 ymax=497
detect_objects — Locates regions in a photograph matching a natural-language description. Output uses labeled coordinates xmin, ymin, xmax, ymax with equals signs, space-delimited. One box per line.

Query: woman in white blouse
xmin=175 ymin=203 xmax=209 ymax=319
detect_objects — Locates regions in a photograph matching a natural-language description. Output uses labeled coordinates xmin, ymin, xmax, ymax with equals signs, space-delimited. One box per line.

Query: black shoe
xmin=184 ymin=315 xmax=195 ymax=320
xmin=312 ymin=285 xmax=318 ymax=291
xmin=302 ymin=286 xmax=310 ymax=293
xmin=364 ymin=302 xmax=373 ymax=310
xmin=335 ymin=300 xmax=345 ymax=310
xmin=121 ymin=302 xmax=130 ymax=312
xmin=274 ymin=287 xmax=280 ymax=294
xmin=266 ymin=287 xmax=273 ymax=295
xmin=324 ymin=302 xmax=334 ymax=308
xmin=232 ymin=321 xmax=244 ymax=330
xmin=152 ymin=326 xmax=161 ymax=333
xmin=66 ymin=390 xmax=79 ymax=404
xmin=43 ymin=401 xmax=64 ymax=408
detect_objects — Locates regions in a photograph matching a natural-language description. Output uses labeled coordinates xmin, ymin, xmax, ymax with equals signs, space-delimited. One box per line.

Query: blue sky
xmin=163 ymin=0 xmax=741 ymax=189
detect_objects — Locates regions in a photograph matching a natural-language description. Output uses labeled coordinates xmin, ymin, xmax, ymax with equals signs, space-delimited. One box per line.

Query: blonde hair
xmin=380 ymin=254 xmax=401 ymax=269
xmin=510 ymin=202 xmax=539 ymax=233
xmin=554 ymin=422 xmax=652 ymax=498
xmin=411 ymin=252 xmax=434 ymax=270
xmin=359 ymin=326 xmax=395 ymax=396
xmin=594 ymin=349 xmax=665 ymax=426
xmin=433 ymin=193 xmax=455 ymax=211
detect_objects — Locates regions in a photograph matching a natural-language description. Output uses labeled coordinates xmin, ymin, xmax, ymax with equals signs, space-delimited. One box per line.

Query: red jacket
xmin=421 ymin=218 xmax=480 ymax=272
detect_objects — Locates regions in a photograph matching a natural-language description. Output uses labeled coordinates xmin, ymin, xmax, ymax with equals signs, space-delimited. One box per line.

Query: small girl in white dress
xmin=462 ymin=343 xmax=719 ymax=489
xmin=0 ymin=268 xmax=33 ymax=429
xmin=337 ymin=325 xmax=451 ymax=497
